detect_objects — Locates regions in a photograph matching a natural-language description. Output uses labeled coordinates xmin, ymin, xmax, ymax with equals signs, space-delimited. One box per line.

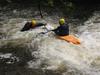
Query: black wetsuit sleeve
xmin=53 ymin=26 xmax=60 ymax=32
xmin=21 ymin=22 xmax=32 ymax=31
xmin=36 ymin=23 xmax=46 ymax=27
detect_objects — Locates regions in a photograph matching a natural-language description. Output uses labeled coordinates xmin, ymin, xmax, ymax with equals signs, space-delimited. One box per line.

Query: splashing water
xmin=0 ymin=7 xmax=100 ymax=75
xmin=27 ymin=11 xmax=100 ymax=75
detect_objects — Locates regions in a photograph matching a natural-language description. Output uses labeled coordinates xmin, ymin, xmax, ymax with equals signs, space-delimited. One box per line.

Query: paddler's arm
xmin=36 ymin=23 xmax=47 ymax=27
xmin=51 ymin=26 xmax=61 ymax=32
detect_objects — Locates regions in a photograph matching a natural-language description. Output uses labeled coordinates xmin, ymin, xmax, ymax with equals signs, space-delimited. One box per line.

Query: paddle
xmin=39 ymin=30 xmax=54 ymax=35
xmin=38 ymin=24 xmax=55 ymax=34
xmin=32 ymin=24 xmax=55 ymax=38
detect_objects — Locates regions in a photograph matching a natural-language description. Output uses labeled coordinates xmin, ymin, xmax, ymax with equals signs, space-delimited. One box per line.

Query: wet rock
xmin=0 ymin=53 xmax=19 ymax=65
xmin=0 ymin=39 xmax=33 ymax=67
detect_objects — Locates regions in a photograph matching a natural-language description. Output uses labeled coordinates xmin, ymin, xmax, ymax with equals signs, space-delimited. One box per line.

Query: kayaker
xmin=38 ymin=18 xmax=80 ymax=45
xmin=53 ymin=18 xmax=69 ymax=36
xmin=52 ymin=18 xmax=80 ymax=45
xmin=21 ymin=19 xmax=47 ymax=31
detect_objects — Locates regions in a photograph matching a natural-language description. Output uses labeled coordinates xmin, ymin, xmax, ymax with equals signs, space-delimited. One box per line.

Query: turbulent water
xmin=0 ymin=5 xmax=100 ymax=75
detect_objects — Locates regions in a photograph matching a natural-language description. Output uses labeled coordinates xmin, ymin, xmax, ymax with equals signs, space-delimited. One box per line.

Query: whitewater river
xmin=0 ymin=6 xmax=100 ymax=75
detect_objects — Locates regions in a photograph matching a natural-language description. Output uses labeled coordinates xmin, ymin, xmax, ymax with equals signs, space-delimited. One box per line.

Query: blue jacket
xmin=53 ymin=23 xmax=69 ymax=36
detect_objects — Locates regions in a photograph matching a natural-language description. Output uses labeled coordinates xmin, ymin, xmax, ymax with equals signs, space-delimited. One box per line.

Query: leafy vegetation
xmin=0 ymin=0 xmax=100 ymax=20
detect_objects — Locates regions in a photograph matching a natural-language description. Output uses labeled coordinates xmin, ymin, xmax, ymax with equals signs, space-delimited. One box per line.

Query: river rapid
xmin=0 ymin=5 xmax=100 ymax=75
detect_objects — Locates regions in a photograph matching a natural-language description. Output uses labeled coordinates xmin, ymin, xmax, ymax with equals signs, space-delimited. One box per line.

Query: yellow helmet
xmin=31 ymin=20 xmax=37 ymax=26
xmin=59 ymin=18 xmax=65 ymax=25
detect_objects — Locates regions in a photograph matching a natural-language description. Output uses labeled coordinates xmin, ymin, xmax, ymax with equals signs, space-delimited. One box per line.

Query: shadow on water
xmin=0 ymin=67 xmax=61 ymax=75
xmin=0 ymin=38 xmax=62 ymax=75
xmin=0 ymin=45 xmax=61 ymax=75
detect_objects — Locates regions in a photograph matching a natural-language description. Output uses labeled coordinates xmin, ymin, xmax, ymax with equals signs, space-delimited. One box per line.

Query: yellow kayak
xmin=58 ymin=35 xmax=81 ymax=45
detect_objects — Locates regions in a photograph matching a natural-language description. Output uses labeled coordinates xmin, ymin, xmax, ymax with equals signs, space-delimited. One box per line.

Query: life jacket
xmin=54 ymin=24 xmax=69 ymax=36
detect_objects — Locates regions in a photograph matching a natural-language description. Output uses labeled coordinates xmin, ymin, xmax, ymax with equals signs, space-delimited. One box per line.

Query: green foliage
xmin=47 ymin=0 xmax=54 ymax=7
xmin=38 ymin=0 xmax=54 ymax=7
